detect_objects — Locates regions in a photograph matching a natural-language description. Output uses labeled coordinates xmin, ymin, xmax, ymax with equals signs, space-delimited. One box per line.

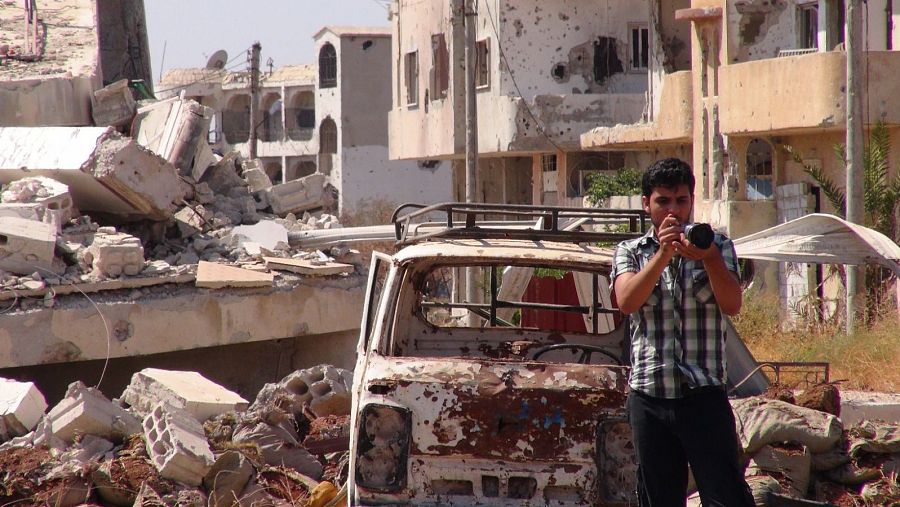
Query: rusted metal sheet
xmin=734 ymin=213 xmax=900 ymax=275
xmin=356 ymin=355 xmax=635 ymax=505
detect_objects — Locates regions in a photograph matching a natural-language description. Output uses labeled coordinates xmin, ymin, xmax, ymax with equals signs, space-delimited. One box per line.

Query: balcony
xmin=581 ymin=71 xmax=693 ymax=151
xmin=718 ymin=51 xmax=900 ymax=136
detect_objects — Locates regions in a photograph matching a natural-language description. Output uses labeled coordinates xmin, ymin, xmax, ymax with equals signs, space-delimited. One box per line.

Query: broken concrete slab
xmin=232 ymin=420 xmax=324 ymax=479
xmin=174 ymin=205 xmax=209 ymax=237
xmin=120 ymin=368 xmax=249 ymax=423
xmin=47 ymin=381 xmax=142 ymax=443
xmin=264 ymin=256 xmax=354 ymax=276
xmin=202 ymin=450 xmax=253 ymax=507
xmin=133 ymin=97 xmax=214 ymax=180
xmin=0 ymin=203 xmax=43 ymax=221
xmin=0 ymin=216 xmax=59 ymax=275
xmin=0 ymin=127 xmax=185 ymax=220
xmin=83 ymin=231 xmax=145 ymax=277
xmin=0 ymin=378 xmax=47 ymax=441
xmin=0 ymin=176 xmax=73 ymax=233
xmin=266 ymin=173 xmax=327 ymax=215
xmin=143 ymin=402 xmax=215 ymax=486
xmin=228 ymin=220 xmax=289 ymax=251
xmin=195 ymin=261 xmax=274 ymax=289
xmin=199 ymin=152 xmax=245 ymax=195
xmin=242 ymin=160 xmax=273 ymax=193
xmin=91 ymin=79 xmax=137 ymax=128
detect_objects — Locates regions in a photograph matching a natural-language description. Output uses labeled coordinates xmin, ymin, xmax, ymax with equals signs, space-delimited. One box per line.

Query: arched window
xmin=260 ymin=92 xmax=283 ymax=142
xmin=747 ymin=138 xmax=774 ymax=200
xmin=320 ymin=118 xmax=338 ymax=154
xmin=319 ymin=43 xmax=337 ymax=88
xmin=222 ymin=95 xmax=251 ymax=144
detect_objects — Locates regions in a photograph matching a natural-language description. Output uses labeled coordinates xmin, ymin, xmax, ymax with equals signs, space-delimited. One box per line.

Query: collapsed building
xmin=155 ymin=26 xmax=453 ymax=217
xmin=0 ymin=1 xmax=365 ymax=405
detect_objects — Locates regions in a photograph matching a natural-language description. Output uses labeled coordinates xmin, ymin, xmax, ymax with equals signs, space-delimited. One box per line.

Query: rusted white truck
xmin=347 ymin=203 xmax=653 ymax=506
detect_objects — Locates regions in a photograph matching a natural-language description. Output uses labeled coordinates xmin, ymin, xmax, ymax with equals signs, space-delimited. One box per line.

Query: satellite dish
xmin=206 ymin=50 xmax=228 ymax=70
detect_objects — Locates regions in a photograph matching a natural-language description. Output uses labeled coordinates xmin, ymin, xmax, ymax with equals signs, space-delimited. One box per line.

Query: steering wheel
xmin=532 ymin=344 xmax=623 ymax=366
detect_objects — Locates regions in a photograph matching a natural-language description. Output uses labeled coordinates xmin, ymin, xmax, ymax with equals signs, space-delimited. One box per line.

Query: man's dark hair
xmin=642 ymin=158 xmax=695 ymax=197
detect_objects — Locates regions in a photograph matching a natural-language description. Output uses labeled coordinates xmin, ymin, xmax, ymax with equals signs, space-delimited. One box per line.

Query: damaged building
xmin=156 ymin=26 xmax=452 ymax=217
xmin=583 ymin=0 xmax=900 ymax=318
xmin=388 ymin=0 xmax=691 ymax=207
xmin=0 ymin=0 xmax=367 ymax=406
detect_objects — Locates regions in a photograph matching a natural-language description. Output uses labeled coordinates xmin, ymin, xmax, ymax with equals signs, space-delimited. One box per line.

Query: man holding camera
xmin=611 ymin=158 xmax=754 ymax=506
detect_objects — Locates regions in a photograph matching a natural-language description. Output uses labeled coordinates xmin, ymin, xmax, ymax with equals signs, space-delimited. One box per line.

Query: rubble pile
xmin=725 ymin=385 xmax=900 ymax=506
xmin=0 ymin=366 xmax=352 ymax=507
xmin=0 ymin=86 xmax=359 ymax=312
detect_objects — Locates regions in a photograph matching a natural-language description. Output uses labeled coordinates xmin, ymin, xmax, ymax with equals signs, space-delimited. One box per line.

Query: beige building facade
xmin=583 ymin=0 xmax=900 ymax=315
xmin=389 ymin=0 xmax=691 ymax=207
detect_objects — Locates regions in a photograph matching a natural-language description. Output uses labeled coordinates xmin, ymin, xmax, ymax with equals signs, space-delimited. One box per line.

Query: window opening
xmin=431 ymin=34 xmax=449 ymax=100
xmin=319 ymin=118 xmax=338 ymax=154
xmin=630 ymin=24 xmax=650 ymax=70
xmin=475 ymin=39 xmax=490 ymax=89
xmin=319 ymin=43 xmax=337 ymax=88
xmin=746 ymin=138 xmax=774 ymax=200
xmin=541 ymin=154 xmax=558 ymax=172
xmin=799 ymin=3 xmax=819 ymax=49
xmin=405 ymin=51 xmax=419 ymax=106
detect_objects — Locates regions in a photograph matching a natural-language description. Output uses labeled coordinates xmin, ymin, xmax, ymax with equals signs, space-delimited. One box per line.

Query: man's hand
xmin=657 ymin=214 xmax=682 ymax=257
xmin=673 ymin=234 xmax=716 ymax=262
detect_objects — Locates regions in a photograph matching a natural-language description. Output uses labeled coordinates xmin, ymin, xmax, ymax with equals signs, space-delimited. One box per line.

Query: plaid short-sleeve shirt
xmin=611 ymin=228 xmax=740 ymax=399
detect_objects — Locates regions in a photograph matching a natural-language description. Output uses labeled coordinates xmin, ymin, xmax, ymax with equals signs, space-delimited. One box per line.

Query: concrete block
xmin=83 ymin=131 xmax=186 ymax=220
xmin=267 ymin=173 xmax=327 ymax=215
xmin=83 ymin=231 xmax=145 ymax=277
xmin=133 ymin=97 xmax=214 ymax=179
xmin=0 ymin=176 xmax=73 ymax=232
xmin=143 ymin=402 xmax=214 ymax=486
xmin=0 ymin=203 xmax=43 ymax=221
xmin=120 ymin=368 xmax=248 ymax=422
xmin=47 ymin=381 xmax=142 ymax=443
xmin=191 ymin=141 xmax=216 ymax=182
xmin=91 ymin=79 xmax=137 ymax=128
xmin=264 ymin=256 xmax=354 ymax=276
xmin=243 ymin=165 xmax=273 ymax=193
xmin=0 ymin=216 xmax=58 ymax=275
xmin=200 ymin=153 xmax=245 ymax=195
xmin=174 ymin=205 xmax=209 ymax=237
xmin=278 ymin=365 xmax=353 ymax=418
xmin=0 ymin=378 xmax=47 ymax=440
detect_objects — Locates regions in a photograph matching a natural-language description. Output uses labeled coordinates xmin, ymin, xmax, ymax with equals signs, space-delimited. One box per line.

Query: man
xmin=611 ymin=158 xmax=753 ymax=506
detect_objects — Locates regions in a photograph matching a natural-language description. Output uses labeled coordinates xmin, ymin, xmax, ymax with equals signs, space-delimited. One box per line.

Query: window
xmin=319 ymin=43 xmax=337 ymax=88
xmin=431 ymin=34 xmax=449 ymax=100
xmin=799 ymin=3 xmax=819 ymax=49
xmin=630 ymin=24 xmax=650 ymax=70
xmin=319 ymin=118 xmax=338 ymax=154
xmin=541 ymin=154 xmax=557 ymax=173
xmin=475 ymin=39 xmax=490 ymax=89
xmin=405 ymin=51 xmax=419 ymax=106
xmin=746 ymin=138 xmax=774 ymax=200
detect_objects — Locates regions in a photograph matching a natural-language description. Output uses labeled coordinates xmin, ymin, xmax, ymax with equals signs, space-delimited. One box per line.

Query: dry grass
xmin=732 ymin=291 xmax=900 ymax=392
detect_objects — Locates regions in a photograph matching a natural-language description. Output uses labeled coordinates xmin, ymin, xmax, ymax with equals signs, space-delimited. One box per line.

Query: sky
xmin=144 ymin=0 xmax=390 ymax=82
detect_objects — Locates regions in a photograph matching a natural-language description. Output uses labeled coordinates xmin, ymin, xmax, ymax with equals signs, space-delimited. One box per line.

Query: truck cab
xmin=348 ymin=203 xmax=647 ymax=506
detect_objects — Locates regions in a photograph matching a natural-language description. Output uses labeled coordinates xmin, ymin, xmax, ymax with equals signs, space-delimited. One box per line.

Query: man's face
xmin=642 ymin=184 xmax=694 ymax=232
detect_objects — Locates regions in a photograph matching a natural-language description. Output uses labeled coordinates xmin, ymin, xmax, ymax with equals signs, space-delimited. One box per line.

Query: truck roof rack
xmin=391 ymin=202 xmax=648 ymax=246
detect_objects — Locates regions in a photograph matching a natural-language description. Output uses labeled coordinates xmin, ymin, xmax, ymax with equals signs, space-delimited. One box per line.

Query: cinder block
xmin=91 ymin=79 xmax=137 ymax=127
xmin=279 ymin=365 xmax=353 ymax=418
xmin=243 ymin=164 xmax=273 ymax=193
xmin=143 ymin=403 xmax=214 ymax=486
xmin=0 ymin=216 xmax=58 ymax=275
xmin=47 ymin=381 xmax=142 ymax=443
xmin=120 ymin=368 xmax=248 ymax=423
xmin=267 ymin=174 xmax=327 ymax=215
xmin=83 ymin=231 xmax=145 ymax=277
xmin=0 ymin=378 xmax=47 ymax=440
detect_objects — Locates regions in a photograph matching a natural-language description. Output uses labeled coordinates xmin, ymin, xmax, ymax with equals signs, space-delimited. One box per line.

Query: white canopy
xmin=733 ymin=213 xmax=900 ymax=276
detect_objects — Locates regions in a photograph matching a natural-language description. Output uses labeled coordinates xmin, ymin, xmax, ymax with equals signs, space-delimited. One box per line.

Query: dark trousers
xmin=626 ymin=387 xmax=755 ymax=507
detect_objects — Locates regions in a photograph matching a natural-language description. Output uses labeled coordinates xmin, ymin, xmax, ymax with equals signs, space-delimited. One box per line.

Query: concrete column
xmin=531 ymin=154 xmax=542 ymax=205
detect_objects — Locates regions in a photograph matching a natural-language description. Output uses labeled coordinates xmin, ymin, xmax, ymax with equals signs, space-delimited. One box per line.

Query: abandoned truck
xmin=348 ymin=203 xmax=655 ymax=506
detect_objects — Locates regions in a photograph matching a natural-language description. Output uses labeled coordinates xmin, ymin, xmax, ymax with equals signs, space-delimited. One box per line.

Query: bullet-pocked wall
xmin=96 ymin=0 xmax=154 ymax=91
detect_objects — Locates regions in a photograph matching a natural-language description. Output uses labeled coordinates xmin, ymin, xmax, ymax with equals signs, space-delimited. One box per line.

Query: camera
xmin=684 ymin=223 xmax=714 ymax=249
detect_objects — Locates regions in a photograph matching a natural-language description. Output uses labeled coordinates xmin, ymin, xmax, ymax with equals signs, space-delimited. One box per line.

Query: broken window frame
xmin=430 ymin=33 xmax=450 ymax=101
xmin=629 ymin=23 xmax=650 ymax=72
xmin=798 ymin=2 xmax=820 ymax=50
xmin=404 ymin=50 xmax=419 ymax=107
xmin=319 ymin=43 xmax=337 ymax=89
xmin=475 ymin=38 xmax=491 ymax=90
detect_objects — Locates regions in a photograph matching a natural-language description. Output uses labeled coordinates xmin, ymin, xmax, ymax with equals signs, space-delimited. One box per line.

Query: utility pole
xmin=464 ymin=0 xmax=479 ymax=322
xmin=249 ymin=42 xmax=262 ymax=160
xmin=845 ymin=1 xmax=864 ymax=334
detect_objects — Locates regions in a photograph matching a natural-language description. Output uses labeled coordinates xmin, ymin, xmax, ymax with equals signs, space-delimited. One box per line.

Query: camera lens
xmin=685 ymin=223 xmax=714 ymax=249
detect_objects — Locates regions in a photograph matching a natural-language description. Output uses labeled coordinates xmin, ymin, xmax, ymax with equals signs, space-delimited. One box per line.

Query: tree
xmin=584 ymin=168 xmax=642 ymax=207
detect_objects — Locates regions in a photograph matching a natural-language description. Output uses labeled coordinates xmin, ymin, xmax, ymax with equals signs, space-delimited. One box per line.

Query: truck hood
xmin=361 ymin=355 xmax=630 ymax=463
